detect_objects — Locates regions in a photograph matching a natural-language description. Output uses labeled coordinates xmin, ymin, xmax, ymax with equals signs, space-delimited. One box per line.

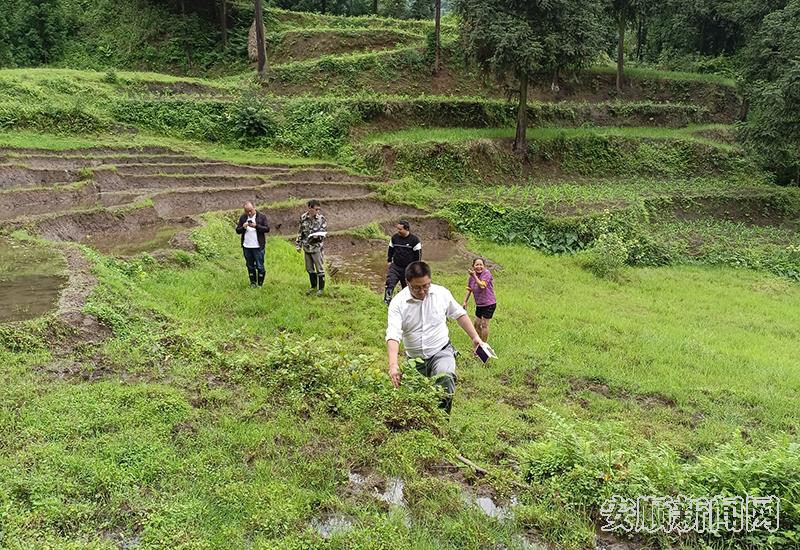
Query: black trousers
xmin=384 ymin=263 xmax=407 ymax=304
xmin=243 ymin=247 xmax=265 ymax=286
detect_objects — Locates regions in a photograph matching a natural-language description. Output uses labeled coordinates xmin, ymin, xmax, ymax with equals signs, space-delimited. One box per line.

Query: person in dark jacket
xmin=235 ymin=202 xmax=270 ymax=288
xmin=384 ymin=220 xmax=422 ymax=305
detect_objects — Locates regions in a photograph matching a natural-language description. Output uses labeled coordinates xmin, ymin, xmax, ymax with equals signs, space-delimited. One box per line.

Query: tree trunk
xmin=434 ymin=0 xmax=441 ymax=73
xmin=635 ymin=15 xmax=644 ymax=61
xmin=373 ymin=0 xmax=378 ymax=14
xmin=738 ymin=96 xmax=749 ymax=122
xmin=551 ymin=67 xmax=560 ymax=93
xmin=254 ymin=0 xmax=267 ymax=78
xmin=220 ymin=0 xmax=227 ymax=49
xmin=321 ymin=0 xmax=327 ymax=14
xmin=616 ymin=11 xmax=625 ymax=92
xmin=513 ymin=73 xmax=528 ymax=156
xmin=698 ymin=20 xmax=706 ymax=55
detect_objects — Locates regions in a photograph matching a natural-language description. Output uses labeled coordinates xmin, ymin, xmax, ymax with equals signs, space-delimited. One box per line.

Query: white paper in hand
xmin=308 ymin=231 xmax=328 ymax=240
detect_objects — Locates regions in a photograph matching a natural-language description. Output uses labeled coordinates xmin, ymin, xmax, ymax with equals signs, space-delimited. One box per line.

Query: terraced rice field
xmin=0 ymin=146 xmax=469 ymax=320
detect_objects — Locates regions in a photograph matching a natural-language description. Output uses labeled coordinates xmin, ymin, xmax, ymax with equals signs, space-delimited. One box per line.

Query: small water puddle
xmin=377 ymin=477 xmax=405 ymax=506
xmin=310 ymin=513 xmax=355 ymax=539
xmin=0 ymin=238 xmax=66 ymax=323
xmin=462 ymin=491 xmax=517 ymax=521
xmin=82 ymin=224 xmax=184 ymax=256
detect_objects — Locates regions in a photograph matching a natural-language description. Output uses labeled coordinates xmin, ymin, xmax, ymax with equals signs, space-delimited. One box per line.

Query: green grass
xmin=365 ymin=124 xmax=738 ymax=150
xmin=264 ymin=5 xmax=458 ymax=35
xmin=271 ymin=45 xmax=424 ymax=72
xmin=589 ymin=64 xmax=737 ymax=87
xmin=0 ymin=12 xmax=793 ymax=545
xmin=269 ymin=27 xmax=426 ymax=42
xmin=0 ymin=131 xmax=330 ymax=166
xmin=0 ymin=67 xmax=233 ymax=88
xmin=3 ymin=218 xmax=798 ymax=547
xmin=380 ymin=175 xmax=773 ymax=210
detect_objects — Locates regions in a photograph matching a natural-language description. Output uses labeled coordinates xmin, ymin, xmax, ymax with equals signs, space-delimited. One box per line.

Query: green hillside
xmin=1 ymin=1 xmax=799 ymax=549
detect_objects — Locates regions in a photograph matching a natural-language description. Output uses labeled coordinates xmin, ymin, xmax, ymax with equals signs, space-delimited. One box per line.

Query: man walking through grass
xmin=386 ymin=261 xmax=485 ymax=414
xmin=235 ymin=202 xmax=270 ymax=288
xmin=296 ymin=199 xmax=328 ymax=296
xmin=384 ymin=219 xmax=422 ymax=305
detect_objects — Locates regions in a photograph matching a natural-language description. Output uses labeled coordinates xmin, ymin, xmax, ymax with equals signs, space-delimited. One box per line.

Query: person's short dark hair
xmin=472 ymin=257 xmax=485 ymax=266
xmin=308 ymin=199 xmax=321 ymax=208
xmin=405 ymin=261 xmax=431 ymax=281
xmin=398 ymin=220 xmax=410 ymax=231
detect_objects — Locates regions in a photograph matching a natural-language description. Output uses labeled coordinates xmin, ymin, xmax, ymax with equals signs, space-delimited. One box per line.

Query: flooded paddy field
xmin=0 ymin=236 xmax=66 ymax=323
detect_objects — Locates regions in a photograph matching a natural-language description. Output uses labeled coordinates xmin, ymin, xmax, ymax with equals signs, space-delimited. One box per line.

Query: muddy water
xmin=82 ymin=224 xmax=184 ymax=256
xmin=0 ymin=238 xmax=66 ymax=323
xmin=329 ymin=239 xmax=470 ymax=291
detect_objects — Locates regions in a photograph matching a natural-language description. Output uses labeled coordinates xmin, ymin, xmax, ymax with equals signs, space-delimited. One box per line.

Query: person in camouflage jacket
xmin=295 ymin=199 xmax=328 ymax=295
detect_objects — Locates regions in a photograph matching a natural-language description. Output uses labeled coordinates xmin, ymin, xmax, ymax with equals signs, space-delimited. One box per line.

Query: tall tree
xmin=455 ymin=0 xmax=604 ymax=154
xmin=434 ymin=0 xmax=442 ymax=72
xmin=610 ymin=0 xmax=649 ymax=91
xmin=219 ymin=0 xmax=227 ymax=48
xmin=382 ymin=0 xmax=407 ymax=18
xmin=642 ymin=0 xmax=787 ymax=61
xmin=373 ymin=0 xmax=378 ymax=14
xmin=254 ymin=0 xmax=267 ymax=77
xmin=454 ymin=0 xmax=542 ymax=154
xmin=409 ymin=0 xmax=433 ymax=17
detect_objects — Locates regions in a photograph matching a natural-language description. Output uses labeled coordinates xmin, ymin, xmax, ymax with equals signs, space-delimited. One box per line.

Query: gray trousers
xmin=304 ymin=249 xmax=324 ymax=274
xmin=414 ymin=343 xmax=457 ymax=414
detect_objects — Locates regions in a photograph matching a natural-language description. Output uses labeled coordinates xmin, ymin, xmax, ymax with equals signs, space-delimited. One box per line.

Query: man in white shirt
xmin=386 ymin=261 xmax=485 ymax=414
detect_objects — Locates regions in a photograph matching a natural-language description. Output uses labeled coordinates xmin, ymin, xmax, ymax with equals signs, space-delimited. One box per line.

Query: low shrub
xmin=442 ymin=200 xmax=643 ymax=255
xmin=578 ymin=233 xmax=629 ymax=279
xmin=276 ymin=100 xmax=362 ymax=158
xmin=0 ymin=101 xmax=108 ymax=133
xmin=225 ymin=335 xmax=445 ymax=430
xmin=110 ymin=98 xmax=230 ymax=141
xmin=229 ymin=93 xmax=279 ymax=146
xmin=515 ymin=408 xmax=800 ymax=548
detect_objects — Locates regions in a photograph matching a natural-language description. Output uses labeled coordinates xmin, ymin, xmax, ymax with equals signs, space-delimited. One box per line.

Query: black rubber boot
xmin=307 ymin=272 xmax=318 ymax=295
xmin=383 ymin=287 xmax=393 ymax=306
xmin=257 ymin=271 xmax=265 ymax=287
xmin=248 ymin=269 xmax=257 ymax=288
xmin=317 ymin=274 xmax=325 ymax=295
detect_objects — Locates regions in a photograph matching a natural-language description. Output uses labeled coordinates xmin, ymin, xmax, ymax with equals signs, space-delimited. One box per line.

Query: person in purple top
xmin=462 ymin=258 xmax=497 ymax=342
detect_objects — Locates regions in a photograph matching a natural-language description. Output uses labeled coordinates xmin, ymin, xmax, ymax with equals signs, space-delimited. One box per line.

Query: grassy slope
xmin=588 ymin=65 xmax=736 ymax=87
xmin=3 ymin=219 xmax=799 ymax=548
xmin=364 ymin=124 xmax=738 ymax=150
xmin=139 ymin=231 xmax=800 ymax=446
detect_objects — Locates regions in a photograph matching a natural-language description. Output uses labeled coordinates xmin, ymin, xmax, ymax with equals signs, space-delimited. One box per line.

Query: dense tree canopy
xmin=739 ymin=0 xmax=800 ymax=183
xmin=0 ymin=0 xmax=792 ymax=71
xmin=643 ymin=0 xmax=788 ymax=60
xmin=1 ymin=0 xmax=71 ymax=66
